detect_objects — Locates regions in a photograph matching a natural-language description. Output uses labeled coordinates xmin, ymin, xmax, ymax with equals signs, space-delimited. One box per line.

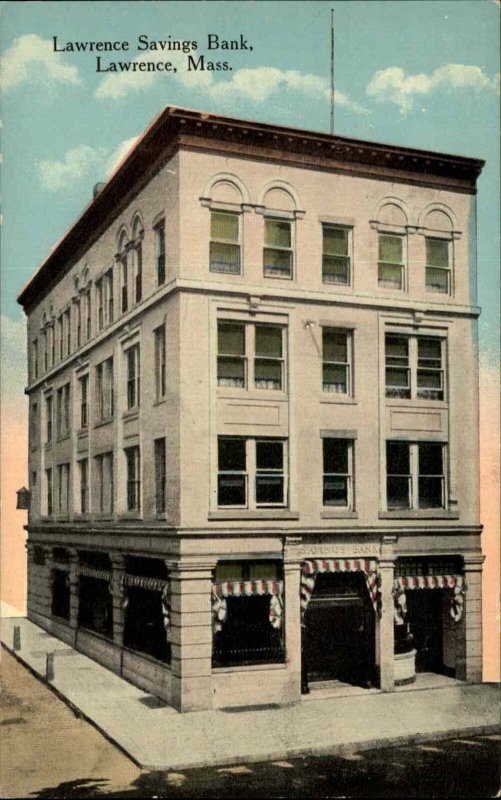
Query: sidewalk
xmin=2 ymin=616 xmax=499 ymax=770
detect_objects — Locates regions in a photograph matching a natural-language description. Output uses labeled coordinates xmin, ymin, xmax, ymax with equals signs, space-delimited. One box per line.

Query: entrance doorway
xmin=303 ymin=572 xmax=375 ymax=689
xmin=406 ymin=589 xmax=446 ymax=674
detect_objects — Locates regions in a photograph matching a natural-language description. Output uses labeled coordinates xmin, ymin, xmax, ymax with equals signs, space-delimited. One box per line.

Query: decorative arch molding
xmin=417 ymin=202 xmax=459 ymax=238
xmin=256 ymin=179 xmax=304 ymax=218
xmin=200 ymin=172 xmax=251 ymax=211
xmin=116 ymin=225 xmax=130 ymax=253
xmin=81 ymin=266 xmax=92 ymax=287
xmin=130 ymin=211 xmax=145 ymax=240
xmin=370 ymin=196 xmax=413 ymax=230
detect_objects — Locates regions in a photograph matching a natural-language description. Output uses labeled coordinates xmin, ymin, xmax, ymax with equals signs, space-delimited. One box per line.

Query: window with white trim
xmin=155 ymin=221 xmax=166 ymax=286
xmin=79 ymin=374 xmax=89 ymax=429
xmin=126 ymin=344 xmax=140 ymax=410
xmin=56 ymin=383 xmax=70 ymax=440
xmin=385 ymin=334 xmax=445 ymax=401
xmin=378 ymin=233 xmax=405 ymax=290
xmin=210 ymin=211 xmax=240 ymax=274
xmin=154 ymin=325 xmax=166 ymax=401
xmin=95 ymin=452 xmax=114 ymax=513
xmin=125 ymin=446 xmax=141 ymax=512
xmin=264 ymin=218 xmax=293 ymax=278
xmin=322 ymin=328 xmax=352 ymax=395
xmin=322 ymin=225 xmax=351 ymax=285
xmin=45 ymin=467 xmax=53 ymax=515
xmin=78 ymin=459 xmax=89 ymax=513
xmin=96 ymin=357 xmax=114 ymax=421
xmin=426 ymin=237 xmax=451 ymax=294
xmin=56 ymin=462 xmax=70 ymax=513
xmin=217 ymin=437 xmax=287 ymax=508
xmin=386 ymin=441 xmax=445 ymax=510
xmin=45 ymin=394 xmax=53 ymax=444
xmin=154 ymin=437 xmax=166 ymax=514
xmin=323 ymin=438 xmax=354 ymax=508
xmin=217 ymin=321 xmax=285 ymax=391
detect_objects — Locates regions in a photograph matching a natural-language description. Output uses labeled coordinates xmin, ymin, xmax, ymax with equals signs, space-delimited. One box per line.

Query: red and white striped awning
xmin=301 ymin=558 xmax=380 ymax=616
xmin=122 ymin=574 xmax=168 ymax=592
xmin=213 ymin=579 xmax=284 ymax=598
xmin=393 ymin=574 xmax=466 ymax=622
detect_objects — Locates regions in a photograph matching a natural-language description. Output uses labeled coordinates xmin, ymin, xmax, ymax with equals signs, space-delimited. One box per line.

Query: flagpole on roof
xmin=330 ymin=8 xmax=335 ymax=135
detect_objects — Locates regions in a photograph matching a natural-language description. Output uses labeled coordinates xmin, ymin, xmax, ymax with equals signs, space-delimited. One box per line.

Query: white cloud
xmin=95 ymin=54 xmax=368 ymax=114
xmin=105 ymin=136 xmax=140 ymax=176
xmin=0 ymin=34 xmax=81 ymax=93
xmin=0 ymin=315 xmax=27 ymax=403
xmin=38 ymin=145 xmax=106 ymax=191
xmin=367 ymin=64 xmax=500 ymax=115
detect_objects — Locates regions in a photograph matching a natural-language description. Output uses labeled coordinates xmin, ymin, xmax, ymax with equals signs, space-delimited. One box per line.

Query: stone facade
xmin=18 ymin=107 xmax=485 ymax=711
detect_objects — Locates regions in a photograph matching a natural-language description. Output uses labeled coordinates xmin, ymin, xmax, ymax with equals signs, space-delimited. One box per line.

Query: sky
xmin=0 ymin=0 xmax=499 ymax=675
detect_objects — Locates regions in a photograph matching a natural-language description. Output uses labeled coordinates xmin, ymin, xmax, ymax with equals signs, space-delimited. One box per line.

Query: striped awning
xmin=79 ymin=566 xmax=111 ymax=581
xmin=393 ymin=574 xmax=466 ymax=622
xmin=301 ymin=558 xmax=380 ymax=616
xmin=122 ymin=574 xmax=168 ymax=592
xmin=213 ymin=579 xmax=284 ymax=599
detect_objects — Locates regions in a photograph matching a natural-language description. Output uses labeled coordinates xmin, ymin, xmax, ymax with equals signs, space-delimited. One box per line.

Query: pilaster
xmin=378 ymin=536 xmax=396 ymax=691
xmin=456 ymin=553 xmax=484 ymax=683
xmin=283 ymin=537 xmax=302 ymax=702
xmin=68 ymin=549 xmax=80 ymax=640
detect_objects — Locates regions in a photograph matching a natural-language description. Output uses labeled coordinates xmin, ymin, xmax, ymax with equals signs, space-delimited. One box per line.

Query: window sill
xmin=153 ymin=398 xmax=167 ymax=407
xmin=92 ymin=513 xmax=114 ymax=522
xmin=321 ymin=509 xmax=358 ymax=519
xmin=123 ymin=409 xmax=139 ymax=421
xmin=56 ymin=435 xmax=71 ymax=444
xmin=53 ymin=514 xmax=71 ymax=522
xmin=322 ymin=280 xmax=353 ymax=291
xmin=213 ymin=662 xmax=286 ymax=674
xmin=77 ymin=428 xmax=89 ymax=439
xmin=217 ymin=389 xmax=288 ymax=402
xmin=94 ymin=418 xmax=114 ymax=429
xmin=319 ymin=395 xmax=357 ymax=405
xmin=263 ymin=273 xmax=293 ymax=281
xmin=208 ymin=510 xmax=299 ymax=521
xmin=118 ymin=513 xmax=143 ymax=521
xmin=44 ymin=443 xmax=53 ymax=450
xmin=73 ymin=513 xmax=91 ymax=522
xmin=209 ymin=268 xmax=242 ymax=277
xmin=385 ymin=398 xmax=448 ymax=409
xmin=379 ymin=509 xmax=460 ymax=520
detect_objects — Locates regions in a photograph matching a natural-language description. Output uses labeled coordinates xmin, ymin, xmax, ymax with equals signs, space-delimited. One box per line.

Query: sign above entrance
xmin=300 ymin=542 xmax=381 ymax=558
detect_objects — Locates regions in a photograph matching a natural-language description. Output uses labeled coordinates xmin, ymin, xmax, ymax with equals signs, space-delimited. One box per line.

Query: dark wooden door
xmin=406 ymin=590 xmax=444 ymax=673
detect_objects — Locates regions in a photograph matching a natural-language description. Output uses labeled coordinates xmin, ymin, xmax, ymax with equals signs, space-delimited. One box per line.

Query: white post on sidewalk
xmin=46 ymin=651 xmax=55 ymax=682
xmin=13 ymin=625 xmax=21 ymax=651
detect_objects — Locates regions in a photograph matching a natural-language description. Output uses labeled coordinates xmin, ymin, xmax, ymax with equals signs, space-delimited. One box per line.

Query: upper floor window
xmin=210 ymin=211 xmax=240 ymax=274
xmin=106 ymin=268 xmax=114 ymax=324
xmin=32 ymin=339 xmax=38 ymax=380
xmin=97 ymin=269 xmax=114 ymax=330
xmin=95 ymin=451 xmax=114 ymax=514
xmin=42 ymin=330 xmax=48 ymax=372
xmin=125 ymin=446 xmax=141 ymax=512
xmin=46 ymin=468 xmax=53 ymax=515
xmin=385 ymin=334 xmax=445 ymax=401
xmin=79 ymin=374 xmax=89 ymax=429
xmin=323 ymin=438 xmax=354 ymax=508
xmin=322 ymin=328 xmax=352 ymax=395
xmin=378 ymin=234 xmax=404 ymax=290
xmin=217 ymin=321 xmax=285 ymax=391
xmin=56 ymin=462 xmax=71 ymax=514
xmin=96 ymin=278 xmax=105 ymax=331
xmin=154 ymin=325 xmax=166 ymax=401
xmin=426 ymin=237 xmax=451 ymax=294
xmin=386 ymin=441 xmax=445 ymax=510
xmin=120 ymin=254 xmax=128 ymax=314
xmin=45 ymin=395 xmax=53 ymax=444
xmin=30 ymin=402 xmax=39 ymax=450
xmin=126 ymin=345 xmax=140 ymax=410
xmin=57 ymin=316 xmax=63 ymax=361
xmin=155 ymin=221 xmax=166 ymax=286
xmin=56 ymin=384 xmax=71 ymax=440
xmin=154 ymin=437 xmax=166 ymax=514
xmin=264 ymin=218 xmax=293 ymax=279
xmin=217 ymin=437 xmax=286 ymax=508
xmin=64 ymin=308 xmax=71 ymax=355
xmin=322 ymin=226 xmax=351 ymax=285
xmin=78 ymin=459 xmax=89 ymax=514
xmin=75 ymin=299 xmax=82 ymax=348
xmin=96 ymin=357 xmax=114 ymax=421
xmin=49 ymin=324 xmax=55 ymax=367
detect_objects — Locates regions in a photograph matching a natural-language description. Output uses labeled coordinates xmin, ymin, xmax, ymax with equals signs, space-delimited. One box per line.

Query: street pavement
xmin=2 ymin=648 xmax=499 ymax=798
xmin=1 ymin=616 xmax=500 ymax=773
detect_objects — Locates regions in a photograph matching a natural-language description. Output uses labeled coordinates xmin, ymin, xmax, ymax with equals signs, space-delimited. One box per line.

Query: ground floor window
xmin=78 ymin=551 xmax=112 ymax=638
xmin=51 ymin=568 xmax=70 ymax=620
xmin=212 ymin=560 xmax=284 ymax=668
xmin=123 ymin=557 xmax=170 ymax=664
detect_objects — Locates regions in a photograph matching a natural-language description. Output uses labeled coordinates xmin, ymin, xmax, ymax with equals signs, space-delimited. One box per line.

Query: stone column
xmin=25 ymin=542 xmax=35 ymax=618
xmin=167 ymin=559 xmax=215 ymax=712
xmin=110 ymin=554 xmax=126 ymax=671
xmin=283 ymin=537 xmax=303 ymax=703
xmin=44 ymin=546 xmax=55 ymax=621
xmin=456 ymin=553 xmax=484 ymax=683
xmin=378 ymin=536 xmax=396 ymax=692
xmin=68 ymin=549 xmax=80 ymax=645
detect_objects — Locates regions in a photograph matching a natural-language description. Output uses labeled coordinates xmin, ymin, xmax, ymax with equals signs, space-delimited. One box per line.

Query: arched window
xmin=201 ymin=174 xmax=250 ymax=276
xmin=419 ymin=205 xmax=456 ymax=295
xmin=258 ymin=182 xmax=303 ymax=281
xmin=371 ymin=199 xmax=410 ymax=292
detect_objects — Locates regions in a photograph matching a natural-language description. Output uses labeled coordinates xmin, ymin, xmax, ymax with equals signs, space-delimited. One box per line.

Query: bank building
xmin=18 ymin=107 xmax=485 ymax=711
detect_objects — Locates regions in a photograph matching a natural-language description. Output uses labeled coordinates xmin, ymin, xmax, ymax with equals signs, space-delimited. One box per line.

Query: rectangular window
xmin=417 ymin=338 xmax=444 ymax=400
xmin=322 ymin=328 xmax=351 ymax=394
xmin=56 ymin=384 xmax=70 ymax=440
xmin=217 ymin=322 xmax=246 ymax=388
xmin=65 ymin=309 xmax=71 ymax=355
xmin=49 ymin=325 xmax=55 ymax=367
xmin=78 ymin=459 xmax=89 ymax=513
xmin=45 ymin=395 xmax=53 ymax=444
xmin=155 ymin=221 xmax=166 ymax=286
xmin=218 ymin=438 xmax=247 ymax=507
xmin=96 ymin=278 xmax=104 ymax=331
xmin=30 ymin=402 xmax=39 ymax=450
xmin=154 ymin=325 xmax=167 ymax=401
xmin=385 ymin=334 xmax=445 ymax=402
xmin=134 ymin=243 xmax=142 ymax=303
xmin=210 ymin=211 xmax=240 ymax=274
xmin=96 ymin=357 xmax=114 ymax=421
xmin=322 ymin=226 xmax=351 ymax=285
xmin=264 ymin=218 xmax=293 ymax=278
xmin=96 ymin=452 xmax=114 ymax=514
xmin=46 ymin=468 xmax=53 ymax=515
xmin=426 ymin=237 xmax=450 ymax=294
xmin=126 ymin=345 xmax=140 ymax=410
xmin=255 ymin=440 xmax=284 ymax=505
xmin=386 ymin=442 xmax=411 ymax=509
xmin=254 ymin=326 xmax=283 ymax=390
xmin=125 ymin=446 xmax=141 ymax=512
xmin=385 ymin=335 xmax=410 ymax=398
xmin=75 ymin=299 xmax=82 ymax=348
xmin=418 ymin=442 xmax=444 ymax=508
xmin=43 ymin=331 xmax=48 ymax=372
xmin=56 ymin=463 xmax=70 ymax=513
xmin=154 ymin=438 xmax=166 ymax=514
xmin=323 ymin=438 xmax=353 ymax=507
xmin=58 ymin=317 xmax=63 ymax=361
xmin=378 ymin=234 xmax=404 ymax=289
xmin=79 ymin=375 xmax=88 ymax=429
xmin=121 ymin=255 xmax=128 ymax=313
xmin=33 ymin=339 xmax=38 ymax=380
xmin=106 ymin=268 xmax=114 ymax=323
